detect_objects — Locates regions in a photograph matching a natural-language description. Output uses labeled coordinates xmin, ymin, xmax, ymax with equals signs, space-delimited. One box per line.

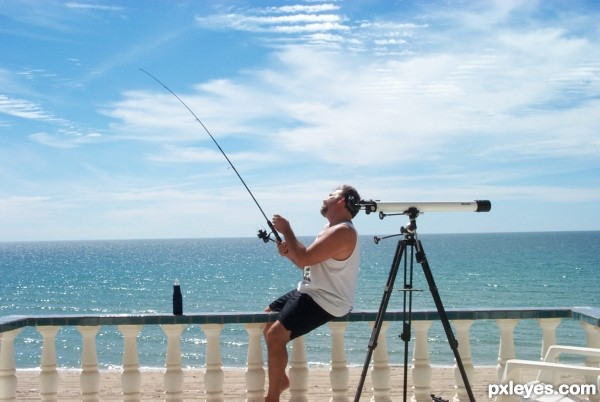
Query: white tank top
xmin=297 ymin=222 xmax=360 ymax=317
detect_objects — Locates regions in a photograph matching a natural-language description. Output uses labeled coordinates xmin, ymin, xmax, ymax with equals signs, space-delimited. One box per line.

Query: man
xmin=264 ymin=184 xmax=361 ymax=402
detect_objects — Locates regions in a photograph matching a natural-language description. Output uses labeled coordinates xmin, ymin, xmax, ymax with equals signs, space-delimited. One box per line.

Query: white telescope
xmin=359 ymin=200 xmax=491 ymax=215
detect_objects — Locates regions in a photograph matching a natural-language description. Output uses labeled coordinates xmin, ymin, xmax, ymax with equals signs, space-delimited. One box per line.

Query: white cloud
xmin=28 ymin=131 xmax=102 ymax=148
xmin=196 ymin=12 xmax=348 ymax=34
xmin=0 ymin=89 xmax=103 ymax=149
xmin=148 ymin=145 xmax=278 ymax=165
xmin=267 ymin=4 xmax=340 ymax=14
xmin=186 ymin=2 xmax=598 ymax=168
xmin=64 ymin=2 xmax=125 ymax=12
xmin=112 ymin=20 xmax=600 ymax=169
xmin=0 ymin=94 xmax=58 ymax=121
xmin=0 ymin=195 xmax=53 ymax=222
xmin=195 ymin=2 xmax=349 ymax=46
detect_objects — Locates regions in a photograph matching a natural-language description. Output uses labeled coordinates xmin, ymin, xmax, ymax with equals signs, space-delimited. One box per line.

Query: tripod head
xmin=373 ymin=207 xmax=419 ymax=244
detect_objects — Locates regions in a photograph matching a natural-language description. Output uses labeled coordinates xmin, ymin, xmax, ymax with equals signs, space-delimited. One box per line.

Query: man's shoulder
xmin=317 ymin=221 xmax=356 ymax=244
xmin=334 ymin=221 xmax=357 ymax=233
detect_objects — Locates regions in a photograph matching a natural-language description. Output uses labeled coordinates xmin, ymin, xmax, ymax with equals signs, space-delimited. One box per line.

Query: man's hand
xmin=272 ymin=214 xmax=291 ymax=235
xmin=276 ymin=241 xmax=289 ymax=256
xmin=272 ymin=214 xmax=303 ymax=268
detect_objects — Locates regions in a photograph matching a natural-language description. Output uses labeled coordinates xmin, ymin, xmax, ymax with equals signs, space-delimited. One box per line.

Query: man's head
xmin=320 ymin=184 xmax=361 ymax=219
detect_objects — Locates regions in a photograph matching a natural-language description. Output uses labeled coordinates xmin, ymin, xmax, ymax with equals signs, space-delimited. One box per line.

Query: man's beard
xmin=320 ymin=203 xmax=327 ymax=217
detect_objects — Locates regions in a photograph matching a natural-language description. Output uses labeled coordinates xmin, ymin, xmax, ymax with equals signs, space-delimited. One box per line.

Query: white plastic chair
xmin=496 ymin=346 xmax=600 ymax=402
xmin=544 ymin=346 xmax=600 ymax=366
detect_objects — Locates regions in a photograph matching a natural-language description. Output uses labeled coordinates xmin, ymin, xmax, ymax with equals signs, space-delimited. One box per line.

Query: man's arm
xmin=273 ymin=215 xmax=357 ymax=267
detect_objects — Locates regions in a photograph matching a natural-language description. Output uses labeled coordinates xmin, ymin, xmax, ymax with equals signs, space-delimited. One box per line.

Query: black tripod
xmin=354 ymin=209 xmax=475 ymax=402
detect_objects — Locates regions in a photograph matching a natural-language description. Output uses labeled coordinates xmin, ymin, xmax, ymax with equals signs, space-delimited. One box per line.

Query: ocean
xmin=1 ymin=231 xmax=598 ymax=369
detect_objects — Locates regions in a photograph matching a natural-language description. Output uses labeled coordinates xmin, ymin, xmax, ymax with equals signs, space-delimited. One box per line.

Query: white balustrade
xmin=244 ymin=323 xmax=265 ymax=402
xmin=289 ymin=335 xmax=309 ymax=402
xmin=77 ymin=325 xmax=100 ymax=402
xmin=452 ymin=320 xmax=474 ymax=402
xmin=118 ymin=324 xmax=142 ymax=401
xmin=537 ymin=318 xmax=561 ymax=360
xmin=329 ymin=321 xmax=350 ymax=402
xmin=162 ymin=324 xmax=185 ymax=401
xmin=411 ymin=320 xmax=432 ymax=402
xmin=0 ymin=328 xmax=20 ymax=402
xmin=495 ymin=319 xmax=518 ymax=381
xmin=201 ymin=323 xmax=225 ymax=402
xmin=581 ymin=322 xmax=600 ymax=402
xmin=0 ymin=311 xmax=598 ymax=400
xmin=582 ymin=322 xmax=600 ymax=362
xmin=37 ymin=325 xmax=60 ymax=402
xmin=369 ymin=321 xmax=391 ymax=402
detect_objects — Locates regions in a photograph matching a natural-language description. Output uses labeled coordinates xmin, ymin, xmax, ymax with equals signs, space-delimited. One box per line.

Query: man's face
xmin=320 ymin=189 xmax=344 ymax=217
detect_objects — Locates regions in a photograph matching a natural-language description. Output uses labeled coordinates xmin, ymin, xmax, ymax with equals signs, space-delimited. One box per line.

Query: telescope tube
xmin=359 ymin=200 xmax=491 ymax=215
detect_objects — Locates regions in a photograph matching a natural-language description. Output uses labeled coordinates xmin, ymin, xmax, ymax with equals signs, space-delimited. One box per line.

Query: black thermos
xmin=173 ymin=279 xmax=183 ymax=315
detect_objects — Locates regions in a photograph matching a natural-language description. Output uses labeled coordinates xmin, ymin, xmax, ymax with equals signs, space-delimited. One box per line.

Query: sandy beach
xmin=14 ymin=366 xmax=501 ymax=401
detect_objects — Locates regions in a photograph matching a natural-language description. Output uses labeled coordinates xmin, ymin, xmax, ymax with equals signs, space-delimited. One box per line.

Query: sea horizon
xmin=3 ymin=228 xmax=599 ymax=245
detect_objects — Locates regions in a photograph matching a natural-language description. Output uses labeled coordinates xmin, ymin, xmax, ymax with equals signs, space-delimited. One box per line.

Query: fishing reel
xmin=257 ymin=228 xmax=276 ymax=243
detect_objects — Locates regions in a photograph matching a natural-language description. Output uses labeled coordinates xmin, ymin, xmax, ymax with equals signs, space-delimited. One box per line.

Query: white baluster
xmin=452 ymin=320 xmax=474 ymax=402
xmin=495 ymin=361 xmax=522 ymax=402
xmin=118 ymin=325 xmax=142 ymax=401
xmin=77 ymin=325 xmax=100 ymax=402
xmin=201 ymin=323 xmax=224 ymax=402
xmin=289 ymin=336 xmax=309 ymax=402
xmin=37 ymin=326 xmax=60 ymax=402
xmin=581 ymin=321 xmax=600 ymax=361
xmin=495 ymin=319 xmax=518 ymax=382
xmin=162 ymin=324 xmax=185 ymax=402
xmin=328 ymin=321 xmax=349 ymax=402
xmin=369 ymin=321 xmax=391 ymax=402
xmin=411 ymin=320 xmax=432 ymax=402
xmin=537 ymin=318 xmax=561 ymax=361
xmin=581 ymin=322 xmax=600 ymax=402
xmin=244 ymin=323 xmax=265 ymax=402
xmin=0 ymin=328 xmax=21 ymax=402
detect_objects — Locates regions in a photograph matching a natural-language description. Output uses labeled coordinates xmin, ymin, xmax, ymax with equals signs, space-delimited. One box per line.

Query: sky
xmin=1 ymin=0 xmax=599 ymax=242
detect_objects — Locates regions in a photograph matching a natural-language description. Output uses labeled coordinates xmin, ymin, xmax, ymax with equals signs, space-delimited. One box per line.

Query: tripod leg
xmin=415 ymin=239 xmax=476 ymax=402
xmin=354 ymin=239 xmax=407 ymax=402
xmin=400 ymin=238 xmax=415 ymax=402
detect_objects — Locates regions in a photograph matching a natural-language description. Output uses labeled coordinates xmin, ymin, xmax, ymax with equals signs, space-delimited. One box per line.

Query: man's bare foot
xmin=265 ymin=375 xmax=290 ymax=402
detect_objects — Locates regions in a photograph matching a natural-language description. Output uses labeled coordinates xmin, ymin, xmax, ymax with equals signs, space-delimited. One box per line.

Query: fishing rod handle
xmin=267 ymin=220 xmax=283 ymax=243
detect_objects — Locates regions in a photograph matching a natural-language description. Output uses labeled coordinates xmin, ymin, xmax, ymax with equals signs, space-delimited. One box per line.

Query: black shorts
xmin=268 ymin=290 xmax=335 ymax=340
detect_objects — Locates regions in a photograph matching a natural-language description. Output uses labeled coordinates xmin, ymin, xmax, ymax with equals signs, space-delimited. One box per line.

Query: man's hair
xmin=338 ymin=184 xmax=361 ymax=218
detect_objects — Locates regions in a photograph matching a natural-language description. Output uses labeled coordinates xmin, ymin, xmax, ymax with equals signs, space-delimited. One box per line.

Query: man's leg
xmin=263 ymin=292 xmax=333 ymax=401
xmin=264 ymin=320 xmax=291 ymax=402
xmin=264 ymin=305 xmax=291 ymax=401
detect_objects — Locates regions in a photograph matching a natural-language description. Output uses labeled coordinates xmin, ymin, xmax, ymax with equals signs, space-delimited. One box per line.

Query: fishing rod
xmin=139 ymin=68 xmax=282 ymax=243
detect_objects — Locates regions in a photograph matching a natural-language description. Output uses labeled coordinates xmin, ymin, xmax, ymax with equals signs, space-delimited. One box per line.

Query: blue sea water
xmin=1 ymin=231 xmax=598 ymax=369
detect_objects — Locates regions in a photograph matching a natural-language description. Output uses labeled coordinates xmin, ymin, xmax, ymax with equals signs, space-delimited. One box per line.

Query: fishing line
xmin=139 ymin=68 xmax=281 ymax=243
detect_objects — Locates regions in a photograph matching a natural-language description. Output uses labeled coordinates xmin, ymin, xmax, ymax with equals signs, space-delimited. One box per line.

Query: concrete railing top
xmin=2 ymin=306 xmax=598 ymax=333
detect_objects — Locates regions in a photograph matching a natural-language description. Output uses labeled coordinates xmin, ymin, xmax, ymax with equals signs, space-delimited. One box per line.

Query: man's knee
xmin=263 ymin=306 xmax=273 ymax=337
xmin=263 ymin=322 xmax=272 ymax=338
xmin=264 ymin=321 xmax=291 ymax=347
